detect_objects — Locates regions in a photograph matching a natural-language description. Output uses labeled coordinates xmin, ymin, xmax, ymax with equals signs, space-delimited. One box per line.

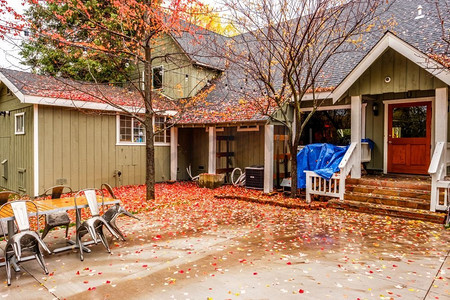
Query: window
xmin=154 ymin=116 xmax=170 ymax=144
xmin=118 ymin=115 xmax=145 ymax=144
xmin=152 ymin=66 xmax=163 ymax=89
xmin=237 ymin=125 xmax=259 ymax=132
xmin=15 ymin=112 xmax=25 ymax=135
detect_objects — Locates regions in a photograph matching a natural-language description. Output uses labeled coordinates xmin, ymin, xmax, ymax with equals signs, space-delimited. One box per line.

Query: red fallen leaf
xmin=142 ymin=265 xmax=148 ymax=268
xmin=76 ymin=271 xmax=80 ymax=275
xmin=369 ymin=271 xmax=374 ymax=274
xmin=393 ymin=265 xmax=398 ymax=267
xmin=88 ymin=287 xmax=96 ymax=291
xmin=299 ymin=289 xmax=304 ymax=293
xmin=83 ymin=281 xmax=89 ymax=284
xmin=152 ymin=235 xmax=162 ymax=240
xmin=98 ymin=272 xmax=102 ymax=275
xmin=253 ymin=272 xmax=258 ymax=275
xmin=179 ymin=270 xmax=184 ymax=274
xmin=106 ymin=280 xmax=111 ymax=284
xmin=49 ymin=272 xmax=54 ymax=276
xmin=287 ymin=262 xmax=292 ymax=265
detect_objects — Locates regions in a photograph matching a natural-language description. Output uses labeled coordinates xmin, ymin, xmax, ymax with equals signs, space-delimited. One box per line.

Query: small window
xmin=154 ymin=116 xmax=170 ymax=145
xmin=152 ymin=66 xmax=163 ymax=90
xmin=15 ymin=112 xmax=25 ymax=135
xmin=118 ymin=115 xmax=145 ymax=144
xmin=237 ymin=125 xmax=259 ymax=132
xmin=205 ymin=127 xmax=225 ymax=132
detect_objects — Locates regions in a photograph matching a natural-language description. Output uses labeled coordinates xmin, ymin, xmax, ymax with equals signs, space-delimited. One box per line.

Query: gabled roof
xmin=0 ymin=68 xmax=172 ymax=112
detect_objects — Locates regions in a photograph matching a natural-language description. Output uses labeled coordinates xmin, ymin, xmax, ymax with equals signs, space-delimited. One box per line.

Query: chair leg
xmin=86 ymin=225 xmax=98 ymax=244
xmin=34 ymin=246 xmax=48 ymax=275
xmin=41 ymin=224 xmax=51 ymax=240
xmin=110 ymin=220 xmax=126 ymax=241
xmin=76 ymin=230 xmax=84 ymax=261
xmin=97 ymin=227 xmax=111 ymax=253
xmin=65 ymin=224 xmax=70 ymax=238
xmin=5 ymin=256 xmax=12 ymax=286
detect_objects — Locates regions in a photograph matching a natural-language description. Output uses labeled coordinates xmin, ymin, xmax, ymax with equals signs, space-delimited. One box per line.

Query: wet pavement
xmin=0 ymin=205 xmax=449 ymax=299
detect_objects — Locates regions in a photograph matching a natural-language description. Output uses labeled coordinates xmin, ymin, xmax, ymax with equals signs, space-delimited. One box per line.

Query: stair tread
xmin=346 ymin=178 xmax=431 ymax=190
xmin=345 ymin=191 xmax=430 ymax=203
xmin=346 ymin=184 xmax=431 ymax=194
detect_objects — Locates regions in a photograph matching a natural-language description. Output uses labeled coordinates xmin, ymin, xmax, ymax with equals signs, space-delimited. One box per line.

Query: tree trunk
xmin=289 ymin=143 xmax=298 ymax=198
xmin=144 ymin=43 xmax=155 ymax=200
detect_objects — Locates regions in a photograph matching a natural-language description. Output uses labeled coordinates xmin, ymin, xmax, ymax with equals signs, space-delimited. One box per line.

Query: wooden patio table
xmin=0 ymin=196 xmax=121 ymax=269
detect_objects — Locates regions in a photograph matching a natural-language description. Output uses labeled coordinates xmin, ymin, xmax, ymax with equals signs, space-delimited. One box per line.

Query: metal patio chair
xmin=39 ymin=185 xmax=73 ymax=239
xmin=0 ymin=191 xmax=21 ymax=205
xmin=101 ymin=183 xmax=140 ymax=241
xmin=74 ymin=189 xmax=119 ymax=261
xmin=0 ymin=199 xmax=51 ymax=286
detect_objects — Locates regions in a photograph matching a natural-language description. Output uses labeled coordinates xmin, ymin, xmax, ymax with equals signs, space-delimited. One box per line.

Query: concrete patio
xmin=0 ymin=206 xmax=449 ymax=299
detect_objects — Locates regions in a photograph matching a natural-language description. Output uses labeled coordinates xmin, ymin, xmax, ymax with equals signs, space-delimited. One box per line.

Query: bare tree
xmin=213 ymin=0 xmax=388 ymax=197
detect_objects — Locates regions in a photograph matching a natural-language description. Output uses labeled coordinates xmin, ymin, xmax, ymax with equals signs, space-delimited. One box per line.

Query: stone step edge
xmin=328 ymin=199 xmax=445 ymax=223
xmin=344 ymin=191 xmax=430 ymax=204
xmin=345 ymin=184 xmax=431 ymax=195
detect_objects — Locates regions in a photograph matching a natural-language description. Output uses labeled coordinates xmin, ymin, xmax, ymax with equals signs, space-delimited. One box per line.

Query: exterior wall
xmin=0 ymin=85 xmax=34 ymax=194
xmin=134 ymin=34 xmax=219 ymax=100
xmin=37 ymin=106 xmax=170 ymax=194
xmin=349 ymin=48 xmax=447 ymax=96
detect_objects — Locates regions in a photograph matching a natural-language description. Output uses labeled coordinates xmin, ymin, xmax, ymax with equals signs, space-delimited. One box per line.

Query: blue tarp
xmin=297 ymin=143 xmax=349 ymax=188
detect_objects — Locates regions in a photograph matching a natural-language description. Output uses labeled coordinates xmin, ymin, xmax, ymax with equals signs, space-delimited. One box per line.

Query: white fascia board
xmin=301 ymin=91 xmax=333 ymax=101
xmin=0 ymin=71 xmax=27 ymax=102
xmin=332 ymin=32 xmax=450 ymax=103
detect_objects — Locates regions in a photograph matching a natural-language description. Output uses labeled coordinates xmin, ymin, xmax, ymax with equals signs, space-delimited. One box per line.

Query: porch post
xmin=170 ymin=127 xmax=178 ymax=181
xmin=435 ymin=87 xmax=448 ymax=158
xmin=208 ymin=127 xmax=216 ymax=174
xmin=351 ymin=95 xmax=362 ymax=178
xmin=264 ymin=124 xmax=274 ymax=193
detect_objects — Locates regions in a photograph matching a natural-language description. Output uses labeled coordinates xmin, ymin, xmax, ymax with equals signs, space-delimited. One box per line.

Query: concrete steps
xmin=328 ymin=176 xmax=446 ymax=223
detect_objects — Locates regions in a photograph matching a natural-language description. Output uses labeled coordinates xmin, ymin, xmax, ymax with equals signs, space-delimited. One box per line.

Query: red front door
xmin=387 ymin=102 xmax=431 ymax=175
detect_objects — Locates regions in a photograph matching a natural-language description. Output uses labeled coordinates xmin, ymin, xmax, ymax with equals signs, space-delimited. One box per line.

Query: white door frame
xmin=382 ymin=97 xmax=435 ymax=174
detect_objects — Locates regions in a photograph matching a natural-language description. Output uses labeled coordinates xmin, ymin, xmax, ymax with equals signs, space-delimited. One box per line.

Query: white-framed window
xmin=154 ymin=116 xmax=170 ymax=145
xmin=152 ymin=66 xmax=163 ymax=90
xmin=237 ymin=125 xmax=259 ymax=132
xmin=15 ymin=112 xmax=25 ymax=135
xmin=117 ymin=115 xmax=146 ymax=145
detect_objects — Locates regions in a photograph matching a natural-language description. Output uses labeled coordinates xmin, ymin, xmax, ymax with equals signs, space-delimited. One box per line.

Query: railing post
xmin=430 ymin=175 xmax=437 ymax=212
xmin=351 ymin=96 xmax=362 ymax=178
xmin=305 ymin=171 xmax=311 ymax=203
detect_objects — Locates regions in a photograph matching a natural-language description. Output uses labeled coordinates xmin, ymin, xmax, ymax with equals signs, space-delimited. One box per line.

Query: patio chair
xmin=0 ymin=199 xmax=51 ymax=286
xmin=101 ymin=183 xmax=140 ymax=241
xmin=39 ymin=185 xmax=73 ymax=239
xmin=74 ymin=189 xmax=119 ymax=261
xmin=0 ymin=191 xmax=21 ymax=205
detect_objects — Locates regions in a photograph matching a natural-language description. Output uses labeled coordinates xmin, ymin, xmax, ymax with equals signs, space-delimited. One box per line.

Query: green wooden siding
xmin=349 ymin=48 xmax=446 ymax=96
xmin=37 ymin=106 xmax=170 ymax=194
xmin=0 ymin=85 xmax=34 ymax=193
xmin=133 ymin=34 xmax=219 ymax=100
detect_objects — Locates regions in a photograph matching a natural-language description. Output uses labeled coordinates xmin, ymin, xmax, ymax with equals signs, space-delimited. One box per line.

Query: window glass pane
xmin=152 ymin=66 xmax=163 ymax=89
xmin=15 ymin=114 xmax=24 ymax=133
xmin=133 ymin=119 xmax=145 ymax=143
xmin=120 ymin=116 xmax=132 ymax=142
xmin=154 ymin=116 xmax=165 ymax=143
xmin=300 ymin=109 xmax=351 ymax=146
xmin=392 ymin=105 xmax=427 ymax=138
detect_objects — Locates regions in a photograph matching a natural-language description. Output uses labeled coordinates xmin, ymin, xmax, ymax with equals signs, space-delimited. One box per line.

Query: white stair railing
xmin=428 ymin=142 xmax=449 ymax=211
xmin=305 ymin=142 xmax=358 ymax=203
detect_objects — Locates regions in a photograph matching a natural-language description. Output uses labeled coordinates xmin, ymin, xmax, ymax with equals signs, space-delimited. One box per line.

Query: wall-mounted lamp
xmin=0 ymin=111 xmax=10 ymax=117
xmin=372 ymin=103 xmax=379 ymax=116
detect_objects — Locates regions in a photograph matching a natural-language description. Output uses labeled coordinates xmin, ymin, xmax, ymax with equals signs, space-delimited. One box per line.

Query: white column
xmin=264 ymin=124 xmax=274 ymax=193
xmin=351 ymin=95 xmax=362 ymax=178
xmin=170 ymin=127 xmax=178 ymax=181
xmin=435 ymin=87 xmax=448 ymax=144
xmin=208 ymin=127 xmax=216 ymax=174
xmin=33 ymin=104 xmax=39 ymax=197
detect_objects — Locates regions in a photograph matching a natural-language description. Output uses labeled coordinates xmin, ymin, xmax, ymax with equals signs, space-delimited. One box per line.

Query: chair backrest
xmin=0 ymin=191 xmax=21 ymax=205
xmin=0 ymin=199 xmax=39 ymax=239
xmin=41 ymin=185 xmax=73 ymax=199
xmin=101 ymin=183 xmax=116 ymax=199
xmin=74 ymin=189 xmax=104 ymax=224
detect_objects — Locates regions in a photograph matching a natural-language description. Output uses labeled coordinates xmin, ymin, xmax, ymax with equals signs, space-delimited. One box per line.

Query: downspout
xmin=33 ymin=104 xmax=39 ymax=197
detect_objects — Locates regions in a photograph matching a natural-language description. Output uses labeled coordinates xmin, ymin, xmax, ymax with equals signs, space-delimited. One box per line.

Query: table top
xmin=0 ymin=196 xmax=120 ymax=221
